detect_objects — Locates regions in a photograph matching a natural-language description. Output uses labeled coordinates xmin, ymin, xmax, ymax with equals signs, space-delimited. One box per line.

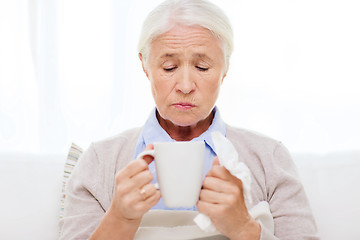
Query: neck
xmin=157 ymin=112 xmax=214 ymax=141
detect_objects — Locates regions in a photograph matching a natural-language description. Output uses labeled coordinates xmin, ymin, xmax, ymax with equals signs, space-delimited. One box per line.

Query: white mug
xmin=137 ymin=141 xmax=205 ymax=208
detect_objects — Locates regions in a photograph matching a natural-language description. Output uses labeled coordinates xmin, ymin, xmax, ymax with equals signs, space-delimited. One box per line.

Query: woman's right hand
xmin=109 ymin=144 xmax=160 ymax=223
xmin=90 ymin=144 xmax=161 ymax=240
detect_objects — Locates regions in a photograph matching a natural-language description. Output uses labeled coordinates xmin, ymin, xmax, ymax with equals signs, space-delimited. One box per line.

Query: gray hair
xmin=138 ymin=0 xmax=233 ymax=71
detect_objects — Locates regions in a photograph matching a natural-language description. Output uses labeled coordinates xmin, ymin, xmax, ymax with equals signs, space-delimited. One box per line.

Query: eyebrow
xmin=160 ymin=53 xmax=177 ymax=59
xmin=193 ymin=53 xmax=214 ymax=63
xmin=193 ymin=53 xmax=207 ymax=58
xmin=160 ymin=53 xmax=213 ymax=62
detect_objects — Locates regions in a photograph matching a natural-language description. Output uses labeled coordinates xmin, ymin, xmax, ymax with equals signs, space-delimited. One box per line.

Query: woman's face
xmin=141 ymin=24 xmax=227 ymax=128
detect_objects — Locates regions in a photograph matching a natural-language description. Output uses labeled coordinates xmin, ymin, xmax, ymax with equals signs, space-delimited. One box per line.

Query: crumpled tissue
xmin=193 ymin=131 xmax=253 ymax=232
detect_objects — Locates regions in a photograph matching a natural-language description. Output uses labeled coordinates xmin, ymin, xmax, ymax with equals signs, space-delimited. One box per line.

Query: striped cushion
xmin=60 ymin=143 xmax=83 ymax=219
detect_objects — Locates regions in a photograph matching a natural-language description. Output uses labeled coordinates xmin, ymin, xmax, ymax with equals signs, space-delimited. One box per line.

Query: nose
xmin=176 ymin=66 xmax=196 ymax=94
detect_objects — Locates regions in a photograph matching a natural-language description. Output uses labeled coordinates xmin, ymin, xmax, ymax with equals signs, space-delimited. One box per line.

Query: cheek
xmin=202 ymin=80 xmax=222 ymax=107
xmin=150 ymin=77 xmax=172 ymax=101
xmin=204 ymin=76 xmax=222 ymax=97
xmin=150 ymin=81 xmax=162 ymax=101
xmin=148 ymin=71 xmax=161 ymax=96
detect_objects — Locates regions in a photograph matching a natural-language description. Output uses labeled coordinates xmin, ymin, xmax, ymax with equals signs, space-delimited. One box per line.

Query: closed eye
xmin=196 ymin=66 xmax=209 ymax=71
xmin=164 ymin=67 xmax=177 ymax=72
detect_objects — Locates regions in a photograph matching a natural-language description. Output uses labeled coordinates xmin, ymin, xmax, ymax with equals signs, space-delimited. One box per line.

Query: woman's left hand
xmin=197 ymin=157 xmax=261 ymax=240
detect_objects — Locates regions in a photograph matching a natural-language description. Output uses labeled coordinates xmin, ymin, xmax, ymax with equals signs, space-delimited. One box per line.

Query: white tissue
xmin=194 ymin=131 xmax=252 ymax=232
xmin=193 ymin=213 xmax=217 ymax=233
xmin=211 ymin=131 xmax=253 ymax=205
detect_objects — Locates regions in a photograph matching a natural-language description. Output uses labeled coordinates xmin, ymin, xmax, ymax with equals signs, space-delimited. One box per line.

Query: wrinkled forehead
xmin=149 ymin=24 xmax=225 ymax=58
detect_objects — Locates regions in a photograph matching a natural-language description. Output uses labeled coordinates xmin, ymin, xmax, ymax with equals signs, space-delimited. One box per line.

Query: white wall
xmin=0 ymin=0 xmax=359 ymax=154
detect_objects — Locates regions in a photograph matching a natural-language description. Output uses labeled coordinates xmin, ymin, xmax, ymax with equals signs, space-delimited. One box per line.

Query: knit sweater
xmin=59 ymin=125 xmax=319 ymax=240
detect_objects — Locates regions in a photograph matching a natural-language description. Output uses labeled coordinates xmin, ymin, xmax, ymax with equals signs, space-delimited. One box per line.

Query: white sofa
xmin=1 ymin=151 xmax=359 ymax=240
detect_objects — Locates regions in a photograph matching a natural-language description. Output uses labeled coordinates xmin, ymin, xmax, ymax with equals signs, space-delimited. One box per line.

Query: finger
xmin=197 ymin=199 xmax=219 ymax=217
xmin=199 ymin=189 xmax=227 ymax=204
xmin=202 ymin=175 xmax=242 ymax=195
xmin=136 ymin=187 xmax=161 ymax=209
xmin=117 ymin=158 xmax=150 ymax=180
xmin=143 ymin=190 xmax=161 ymax=209
xmin=122 ymin=144 xmax=155 ymax=179
xmin=206 ymin=165 xmax=245 ymax=196
xmin=125 ymin=189 xmax=160 ymax=218
xmin=139 ymin=183 xmax=158 ymax=200
xmin=141 ymin=144 xmax=154 ymax=165
xmin=203 ymin=176 xmax=227 ymax=192
xmin=130 ymin=169 xmax=154 ymax=188
xmin=206 ymin=164 xmax=233 ymax=181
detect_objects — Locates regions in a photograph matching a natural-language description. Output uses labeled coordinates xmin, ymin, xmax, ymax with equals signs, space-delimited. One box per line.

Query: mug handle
xmin=136 ymin=149 xmax=159 ymax=190
xmin=136 ymin=149 xmax=155 ymax=160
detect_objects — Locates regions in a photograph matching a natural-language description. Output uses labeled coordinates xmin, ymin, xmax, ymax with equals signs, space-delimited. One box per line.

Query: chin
xmin=159 ymin=108 xmax=208 ymax=128
xmin=170 ymin=118 xmax=198 ymax=127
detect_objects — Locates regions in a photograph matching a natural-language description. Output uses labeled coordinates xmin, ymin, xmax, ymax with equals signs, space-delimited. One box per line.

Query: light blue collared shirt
xmin=133 ymin=106 xmax=226 ymax=210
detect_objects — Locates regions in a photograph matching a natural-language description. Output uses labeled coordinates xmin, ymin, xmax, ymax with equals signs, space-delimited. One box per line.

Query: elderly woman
xmin=59 ymin=0 xmax=318 ymax=239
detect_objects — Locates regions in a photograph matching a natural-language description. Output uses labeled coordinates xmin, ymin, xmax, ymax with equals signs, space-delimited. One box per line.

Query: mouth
xmin=172 ymin=102 xmax=195 ymax=110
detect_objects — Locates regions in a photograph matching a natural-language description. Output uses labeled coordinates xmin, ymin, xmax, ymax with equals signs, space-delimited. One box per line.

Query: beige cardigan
xmin=59 ymin=125 xmax=319 ymax=239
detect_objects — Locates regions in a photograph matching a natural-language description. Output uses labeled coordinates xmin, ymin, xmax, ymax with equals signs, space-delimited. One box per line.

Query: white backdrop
xmin=0 ymin=0 xmax=359 ymax=155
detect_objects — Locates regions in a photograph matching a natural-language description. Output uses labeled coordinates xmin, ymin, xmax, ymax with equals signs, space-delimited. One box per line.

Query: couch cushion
xmin=293 ymin=151 xmax=360 ymax=240
xmin=0 ymin=152 xmax=66 ymax=240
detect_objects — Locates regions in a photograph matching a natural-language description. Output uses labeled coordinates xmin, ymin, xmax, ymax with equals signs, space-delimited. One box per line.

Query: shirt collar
xmin=140 ymin=106 xmax=226 ymax=153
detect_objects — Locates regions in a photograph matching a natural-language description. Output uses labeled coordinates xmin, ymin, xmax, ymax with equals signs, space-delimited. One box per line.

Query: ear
xmin=221 ymin=73 xmax=227 ymax=84
xmin=220 ymin=64 xmax=228 ymax=85
xmin=139 ymin=53 xmax=149 ymax=79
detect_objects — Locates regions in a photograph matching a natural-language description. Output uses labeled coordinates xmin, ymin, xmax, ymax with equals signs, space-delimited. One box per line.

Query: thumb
xmin=142 ymin=144 xmax=154 ymax=165
xmin=212 ymin=156 xmax=220 ymax=166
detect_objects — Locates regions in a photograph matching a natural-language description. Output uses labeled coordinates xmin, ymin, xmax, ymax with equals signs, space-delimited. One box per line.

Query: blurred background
xmin=1 ymin=0 xmax=359 ymax=155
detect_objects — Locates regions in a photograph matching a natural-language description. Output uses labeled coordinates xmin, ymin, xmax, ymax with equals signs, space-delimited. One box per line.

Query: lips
xmin=172 ymin=102 xmax=195 ymax=110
